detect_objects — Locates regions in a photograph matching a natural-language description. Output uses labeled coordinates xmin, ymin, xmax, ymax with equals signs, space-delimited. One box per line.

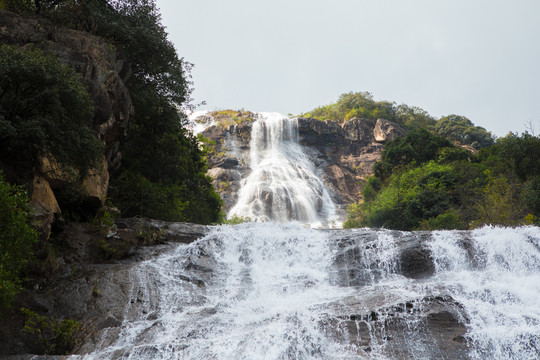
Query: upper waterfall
xmin=228 ymin=112 xmax=338 ymax=225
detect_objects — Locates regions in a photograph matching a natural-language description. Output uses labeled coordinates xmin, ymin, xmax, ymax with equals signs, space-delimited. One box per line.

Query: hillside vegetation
xmin=302 ymin=93 xmax=540 ymax=230
xmin=302 ymin=91 xmax=494 ymax=149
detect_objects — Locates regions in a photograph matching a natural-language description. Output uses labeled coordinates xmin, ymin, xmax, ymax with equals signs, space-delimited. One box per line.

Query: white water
xmin=76 ymin=224 xmax=540 ymax=359
xmin=429 ymin=226 xmax=540 ymax=359
xmin=78 ymin=111 xmax=540 ymax=358
xmin=229 ymin=113 xmax=338 ymax=225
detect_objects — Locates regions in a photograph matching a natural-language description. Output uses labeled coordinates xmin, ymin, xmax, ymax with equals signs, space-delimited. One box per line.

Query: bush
xmin=0 ymin=172 xmax=37 ymax=311
xmin=418 ymin=210 xmax=467 ymax=230
xmin=357 ymin=162 xmax=459 ymax=230
xmin=374 ymin=128 xmax=453 ymax=182
xmin=21 ymin=307 xmax=82 ymax=355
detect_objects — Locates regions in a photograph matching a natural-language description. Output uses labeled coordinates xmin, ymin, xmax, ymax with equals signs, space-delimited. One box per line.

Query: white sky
xmin=156 ymin=0 xmax=540 ymax=137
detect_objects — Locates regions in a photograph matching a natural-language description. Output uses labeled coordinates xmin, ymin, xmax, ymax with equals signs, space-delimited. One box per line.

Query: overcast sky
xmin=156 ymin=0 xmax=539 ymax=137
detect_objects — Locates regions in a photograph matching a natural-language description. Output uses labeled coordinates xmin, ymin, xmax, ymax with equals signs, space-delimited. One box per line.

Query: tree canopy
xmin=2 ymin=0 xmax=222 ymax=223
xmin=0 ymin=45 xmax=102 ymax=178
xmin=302 ymin=91 xmax=494 ymax=150
xmin=434 ymin=114 xmax=494 ymax=149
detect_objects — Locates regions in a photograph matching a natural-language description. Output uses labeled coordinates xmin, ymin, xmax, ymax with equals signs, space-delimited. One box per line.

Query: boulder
xmin=374 ymin=118 xmax=408 ymax=142
xmin=30 ymin=175 xmax=61 ymax=240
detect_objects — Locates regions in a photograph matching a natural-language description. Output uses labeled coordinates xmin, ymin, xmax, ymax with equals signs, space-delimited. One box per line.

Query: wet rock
xmin=115 ymin=217 xmax=209 ymax=244
xmin=399 ymin=233 xmax=435 ymax=279
xmin=329 ymin=294 xmax=469 ymax=359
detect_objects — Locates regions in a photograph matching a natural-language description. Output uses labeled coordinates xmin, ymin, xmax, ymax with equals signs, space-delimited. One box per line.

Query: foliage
xmin=81 ymin=0 xmax=224 ymax=224
xmin=302 ymin=91 xmax=439 ymax=130
xmin=0 ymin=172 xmax=37 ymax=312
xmin=395 ymin=104 xmax=437 ymax=130
xmin=209 ymin=109 xmax=255 ymax=128
xmin=302 ymin=91 xmax=398 ymax=123
xmin=373 ymin=128 xmax=453 ymax=181
xmin=302 ymin=92 xmax=494 ymax=152
xmin=0 ymin=45 xmax=102 ymax=178
xmin=362 ymin=162 xmax=460 ymax=230
xmin=343 ymin=202 xmax=364 ymax=229
xmin=222 ymin=215 xmax=252 ymax=225
xmin=523 ymin=176 xmax=540 ymax=217
xmin=21 ymin=307 xmax=82 ymax=355
xmin=418 ymin=210 xmax=466 ymax=230
xmin=434 ymin=114 xmax=494 ymax=149
xmin=13 ymin=0 xmax=223 ymax=223
xmin=471 ymin=170 xmax=522 ymax=227
xmin=346 ymin=131 xmax=540 ymax=230
xmin=109 ymin=99 xmax=223 ymax=223
xmin=495 ymin=132 xmax=540 ymax=181
xmin=3 ymin=0 xmax=36 ymax=13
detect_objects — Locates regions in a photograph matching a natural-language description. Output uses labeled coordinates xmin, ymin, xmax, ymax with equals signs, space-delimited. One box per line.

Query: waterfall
xmin=70 ymin=112 xmax=540 ymax=359
xmin=228 ymin=113 xmax=337 ymax=225
xmin=73 ymin=225 xmax=540 ymax=360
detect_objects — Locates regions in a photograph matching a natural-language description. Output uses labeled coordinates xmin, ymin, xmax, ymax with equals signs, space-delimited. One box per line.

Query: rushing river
xmin=74 ymin=224 xmax=540 ymax=359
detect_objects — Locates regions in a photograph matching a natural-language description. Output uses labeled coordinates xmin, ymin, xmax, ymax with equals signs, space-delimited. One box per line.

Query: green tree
xmin=472 ymin=170 xmax=522 ymax=227
xmin=303 ymin=91 xmax=399 ymax=123
xmin=374 ymin=128 xmax=453 ymax=181
xmin=0 ymin=45 xmax=102 ymax=178
xmin=91 ymin=0 xmax=223 ymax=223
xmin=435 ymin=114 xmax=494 ymax=149
xmin=395 ymin=104 xmax=437 ymax=130
xmin=0 ymin=172 xmax=38 ymax=311
xmin=496 ymin=132 xmax=540 ymax=182
xmin=352 ymin=162 xmax=463 ymax=230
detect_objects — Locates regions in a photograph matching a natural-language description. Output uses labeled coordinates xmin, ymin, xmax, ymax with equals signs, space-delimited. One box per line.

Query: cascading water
xmin=74 ymin=225 xmax=540 ymax=360
xmin=71 ymin=112 xmax=540 ymax=359
xmin=228 ymin=113 xmax=337 ymax=225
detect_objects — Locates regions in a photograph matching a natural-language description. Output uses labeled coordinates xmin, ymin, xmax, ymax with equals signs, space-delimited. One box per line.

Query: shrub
xmin=0 ymin=172 xmax=38 ymax=312
xmin=21 ymin=307 xmax=82 ymax=355
xmin=418 ymin=210 xmax=467 ymax=230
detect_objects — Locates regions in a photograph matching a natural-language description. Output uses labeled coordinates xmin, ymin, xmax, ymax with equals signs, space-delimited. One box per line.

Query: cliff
xmin=0 ymin=10 xmax=133 ymax=239
xmin=200 ymin=113 xmax=407 ymax=213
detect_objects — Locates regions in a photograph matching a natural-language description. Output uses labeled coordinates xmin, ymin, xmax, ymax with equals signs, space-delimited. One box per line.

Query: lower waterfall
xmin=74 ymin=224 xmax=540 ymax=359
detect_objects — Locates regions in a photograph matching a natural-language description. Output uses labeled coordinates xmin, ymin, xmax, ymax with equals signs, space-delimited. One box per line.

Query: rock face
xmin=0 ymin=218 xmax=209 ymax=356
xmin=200 ymin=113 xmax=407 ymax=214
xmin=0 ymin=10 xmax=133 ymax=239
xmin=297 ymin=117 xmax=406 ymax=206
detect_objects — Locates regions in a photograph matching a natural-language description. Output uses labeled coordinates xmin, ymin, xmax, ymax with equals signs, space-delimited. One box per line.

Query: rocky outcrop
xmin=199 ymin=114 xmax=254 ymax=210
xmin=329 ymin=294 xmax=469 ymax=359
xmin=200 ymin=113 xmax=407 ymax=214
xmin=0 ymin=10 xmax=133 ymax=239
xmin=297 ymin=117 xmax=406 ymax=206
